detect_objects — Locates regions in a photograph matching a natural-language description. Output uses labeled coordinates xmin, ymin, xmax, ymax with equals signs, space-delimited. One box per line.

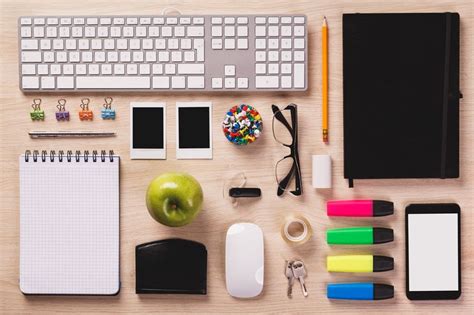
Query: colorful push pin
xmin=101 ymin=97 xmax=116 ymax=120
xmin=79 ymin=98 xmax=93 ymax=121
xmin=55 ymin=99 xmax=70 ymax=121
xmin=30 ymin=98 xmax=45 ymax=121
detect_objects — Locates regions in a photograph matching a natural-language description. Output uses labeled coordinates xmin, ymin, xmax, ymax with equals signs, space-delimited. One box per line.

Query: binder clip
xmin=79 ymin=98 xmax=93 ymax=121
xmin=101 ymin=97 xmax=116 ymax=120
xmin=30 ymin=99 xmax=45 ymax=121
xmin=55 ymin=99 xmax=70 ymax=121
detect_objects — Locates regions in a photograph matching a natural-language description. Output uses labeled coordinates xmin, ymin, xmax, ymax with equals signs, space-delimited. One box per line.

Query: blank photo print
xmin=130 ymin=103 xmax=166 ymax=159
xmin=176 ymin=102 xmax=212 ymax=159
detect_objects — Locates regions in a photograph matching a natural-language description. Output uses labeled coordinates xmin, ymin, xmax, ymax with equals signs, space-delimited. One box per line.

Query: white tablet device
xmin=130 ymin=102 xmax=166 ymax=159
xmin=176 ymin=102 xmax=212 ymax=159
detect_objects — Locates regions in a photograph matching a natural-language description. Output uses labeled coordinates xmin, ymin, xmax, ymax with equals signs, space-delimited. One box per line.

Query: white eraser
xmin=312 ymin=155 xmax=331 ymax=188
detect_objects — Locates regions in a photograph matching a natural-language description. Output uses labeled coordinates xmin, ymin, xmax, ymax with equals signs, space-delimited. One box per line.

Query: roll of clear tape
xmin=281 ymin=214 xmax=313 ymax=245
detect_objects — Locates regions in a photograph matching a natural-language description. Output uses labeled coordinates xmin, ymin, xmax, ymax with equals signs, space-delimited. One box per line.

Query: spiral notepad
xmin=19 ymin=150 xmax=120 ymax=295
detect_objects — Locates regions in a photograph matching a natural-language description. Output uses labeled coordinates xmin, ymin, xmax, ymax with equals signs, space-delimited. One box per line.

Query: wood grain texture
xmin=0 ymin=0 xmax=473 ymax=313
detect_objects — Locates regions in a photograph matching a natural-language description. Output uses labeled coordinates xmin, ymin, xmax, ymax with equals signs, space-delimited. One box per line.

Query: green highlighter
xmin=327 ymin=227 xmax=394 ymax=245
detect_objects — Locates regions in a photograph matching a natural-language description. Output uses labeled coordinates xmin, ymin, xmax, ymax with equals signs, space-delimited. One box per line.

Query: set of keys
xmin=285 ymin=260 xmax=308 ymax=298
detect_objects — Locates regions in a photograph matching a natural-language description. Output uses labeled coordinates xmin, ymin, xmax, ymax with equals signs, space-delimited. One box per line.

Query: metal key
xmin=285 ymin=260 xmax=295 ymax=297
xmin=292 ymin=260 xmax=308 ymax=297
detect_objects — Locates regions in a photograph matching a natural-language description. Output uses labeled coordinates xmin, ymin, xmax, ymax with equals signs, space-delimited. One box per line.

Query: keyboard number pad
xmin=254 ymin=16 xmax=305 ymax=89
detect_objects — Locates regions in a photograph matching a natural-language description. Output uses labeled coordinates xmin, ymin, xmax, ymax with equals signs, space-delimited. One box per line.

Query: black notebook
xmin=343 ymin=13 xmax=461 ymax=187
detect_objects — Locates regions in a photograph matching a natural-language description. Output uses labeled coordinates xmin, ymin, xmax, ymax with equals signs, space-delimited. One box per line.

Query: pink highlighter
xmin=327 ymin=200 xmax=394 ymax=217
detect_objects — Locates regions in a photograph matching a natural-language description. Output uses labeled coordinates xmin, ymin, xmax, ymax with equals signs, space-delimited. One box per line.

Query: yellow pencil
xmin=322 ymin=16 xmax=329 ymax=143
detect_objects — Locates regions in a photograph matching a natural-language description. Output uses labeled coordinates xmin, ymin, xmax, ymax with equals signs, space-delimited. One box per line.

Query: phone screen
xmin=407 ymin=213 xmax=459 ymax=292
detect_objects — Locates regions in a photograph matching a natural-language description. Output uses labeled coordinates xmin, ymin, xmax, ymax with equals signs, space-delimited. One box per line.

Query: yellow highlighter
xmin=327 ymin=255 xmax=394 ymax=272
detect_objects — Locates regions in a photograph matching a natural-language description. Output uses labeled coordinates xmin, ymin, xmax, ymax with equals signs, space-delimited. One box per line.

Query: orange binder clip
xmin=79 ymin=98 xmax=93 ymax=121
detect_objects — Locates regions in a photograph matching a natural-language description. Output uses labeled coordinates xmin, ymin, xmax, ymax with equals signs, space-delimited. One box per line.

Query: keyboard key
xmin=87 ymin=18 xmax=98 ymax=25
xmin=20 ymin=18 xmax=32 ymax=25
xmin=139 ymin=64 xmax=150 ymax=74
xmin=281 ymin=63 xmax=292 ymax=74
xmin=174 ymin=26 xmax=185 ymax=37
xmin=100 ymin=18 xmax=112 ymax=24
xmin=255 ymin=51 xmax=266 ymax=61
xmin=21 ymin=51 xmax=41 ymax=62
xmin=21 ymin=27 xmax=32 ymax=38
xmin=172 ymin=76 xmax=186 ymax=88
xmin=77 ymin=76 xmax=150 ymax=89
xmin=281 ymin=76 xmax=292 ymax=88
xmin=57 ymin=77 xmax=74 ymax=89
xmin=33 ymin=27 xmax=45 ymax=37
xmin=127 ymin=64 xmax=138 ymax=74
xmin=268 ymin=63 xmax=279 ymax=74
xmin=268 ymin=26 xmax=279 ymax=37
xmin=127 ymin=17 xmax=138 ymax=25
xmin=193 ymin=17 xmax=204 ymax=24
xmin=46 ymin=27 xmax=58 ymax=37
xmin=255 ymin=26 xmax=266 ymax=37
xmin=237 ymin=38 xmax=248 ymax=49
xmin=187 ymin=26 xmax=204 ymax=37
xmin=255 ymin=39 xmax=266 ymax=49
xmin=294 ymin=64 xmax=305 ymax=88
xmin=224 ymin=17 xmax=235 ymax=24
xmin=255 ymin=17 xmax=266 ymax=24
xmin=114 ymin=18 xmax=125 ymax=25
xmin=22 ymin=64 xmax=36 ymax=74
xmin=149 ymin=26 xmax=159 ymax=37
xmin=268 ymin=38 xmax=279 ymax=49
xmin=38 ymin=64 xmax=48 ymax=74
xmin=225 ymin=65 xmax=235 ymax=76
xmin=224 ymin=38 xmax=235 ymax=49
xmin=181 ymin=38 xmax=191 ymax=49
xmin=268 ymin=17 xmax=279 ymax=24
xmin=281 ymin=38 xmax=292 ymax=49
xmin=237 ymin=17 xmax=248 ymax=24
xmin=21 ymin=39 xmax=38 ymax=50
xmin=114 ymin=64 xmax=125 ymax=74
xmin=166 ymin=17 xmax=177 ymax=25
xmin=47 ymin=18 xmax=58 ymax=25
xmin=255 ymin=63 xmax=266 ymax=74
xmin=225 ymin=26 xmax=235 ymax=37
xmin=294 ymin=16 xmax=305 ymax=24
xmin=212 ymin=77 xmax=223 ymax=88
xmin=41 ymin=77 xmax=55 ymax=89
xmin=165 ymin=64 xmax=175 ymax=74
xmin=188 ymin=76 xmax=205 ymax=88
xmin=153 ymin=17 xmax=164 ymax=24
xmin=153 ymin=76 xmax=169 ymax=88
xmin=212 ymin=38 xmax=222 ymax=49
xmin=184 ymin=51 xmax=195 ymax=61
xmin=22 ymin=76 xmax=39 ymax=89
xmin=281 ymin=51 xmax=292 ymax=61
xmin=140 ymin=17 xmax=151 ymax=24
xmin=237 ymin=77 xmax=248 ymax=88
xmin=211 ymin=17 xmax=222 ymax=24
xmin=73 ymin=18 xmax=84 ymax=25
xmin=237 ymin=26 xmax=248 ymax=37
xmin=281 ymin=26 xmax=292 ymax=36
xmin=180 ymin=17 xmax=191 ymax=25
xmin=256 ymin=76 xmax=278 ymax=88
xmin=40 ymin=39 xmax=51 ymax=50
xmin=60 ymin=18 xmax=72 ymax=25
xmin=294 ymin=25 xmax=305 ymax=36
xmin=225 ymin=77 xmax=235 ymax=88
xmin=294 ymin=51 xmax=305 ymax=61
xmin=294 ymin=38 xmax=305 ymax=49
xmin=171 ymin=51 xmax=182 ymax=61
xmin=194 ymin=39 xmax=204 ymax=61
xmin=178 ymin=64 xmax=204 ymax=74
xmin=281 ymin=17 xmax=292 ymax=24
xmin=212 ymin=26 xmax=222 ymax=37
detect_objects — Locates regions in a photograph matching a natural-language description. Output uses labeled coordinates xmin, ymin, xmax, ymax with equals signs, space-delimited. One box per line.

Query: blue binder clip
xmin=101 ymin=97 xmax=116 ymax=120
xmin=55 ymin=99 xmax=70 ymax=121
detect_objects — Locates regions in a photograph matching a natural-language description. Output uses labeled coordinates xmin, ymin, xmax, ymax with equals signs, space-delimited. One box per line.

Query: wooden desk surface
xmin=1 ymin=0 xmax=473 ymax=313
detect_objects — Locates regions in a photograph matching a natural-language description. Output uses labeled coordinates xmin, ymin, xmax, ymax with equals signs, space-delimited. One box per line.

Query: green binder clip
xmin=30 ymin=98 xmax=45 ymax=121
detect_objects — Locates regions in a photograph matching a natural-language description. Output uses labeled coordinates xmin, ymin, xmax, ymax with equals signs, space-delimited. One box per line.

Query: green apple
xmin=146 ymin=172 xmax=203 ymax=227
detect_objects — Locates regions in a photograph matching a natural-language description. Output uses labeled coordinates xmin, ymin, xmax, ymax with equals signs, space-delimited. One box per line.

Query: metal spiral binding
xmin=24 ymin=150 xmax=115 ymax=162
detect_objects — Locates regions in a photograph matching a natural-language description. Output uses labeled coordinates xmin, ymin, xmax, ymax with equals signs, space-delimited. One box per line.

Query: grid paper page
xmin=19 ymin=154 xmax=120 ymax=295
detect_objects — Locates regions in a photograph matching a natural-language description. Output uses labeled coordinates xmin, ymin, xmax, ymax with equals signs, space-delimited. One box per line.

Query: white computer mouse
xmin=225 ymin=222 xmax=264 ymax=298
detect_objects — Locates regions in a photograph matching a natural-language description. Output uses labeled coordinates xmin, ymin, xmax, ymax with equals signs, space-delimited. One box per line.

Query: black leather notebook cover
xmin=343 ymin=13 xmax=460 ymax=187
xmin=136 ymin=239 xmax=207 ymax=294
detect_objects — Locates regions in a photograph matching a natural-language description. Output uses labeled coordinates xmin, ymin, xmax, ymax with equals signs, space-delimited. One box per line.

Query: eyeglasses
xmin=272 ymin=103 xmax=302 ymax=196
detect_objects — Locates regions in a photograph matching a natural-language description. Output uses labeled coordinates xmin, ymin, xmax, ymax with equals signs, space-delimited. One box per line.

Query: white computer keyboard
xmin=18 ymin=15 xmax=307 ymax=92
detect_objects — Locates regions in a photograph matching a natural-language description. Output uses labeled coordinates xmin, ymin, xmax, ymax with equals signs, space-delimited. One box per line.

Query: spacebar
xmin=76 ymin=76 xmax=150 ymax=89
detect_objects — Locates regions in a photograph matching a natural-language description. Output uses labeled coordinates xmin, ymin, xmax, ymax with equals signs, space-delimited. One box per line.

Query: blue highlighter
xmin=327 ymin=283 xmax=394 ymax=300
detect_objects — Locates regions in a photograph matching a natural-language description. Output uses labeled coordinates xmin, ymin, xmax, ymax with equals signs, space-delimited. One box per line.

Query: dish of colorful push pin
xmin=79 ymin=98 xmax=93 ymax=121
xmin=55 ymin=99 xmax=70 ymax=121
xmin=222 ymin=104 xmax=262 ymax=145
xmin=101 ymin=97 xmax=116 ymax=120
xmin=30 ymin=99 xmax=45 ymax=121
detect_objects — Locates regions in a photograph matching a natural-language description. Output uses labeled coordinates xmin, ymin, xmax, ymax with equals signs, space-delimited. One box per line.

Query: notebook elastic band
xmin=440 ymin=13 xmax=452 ymax=179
